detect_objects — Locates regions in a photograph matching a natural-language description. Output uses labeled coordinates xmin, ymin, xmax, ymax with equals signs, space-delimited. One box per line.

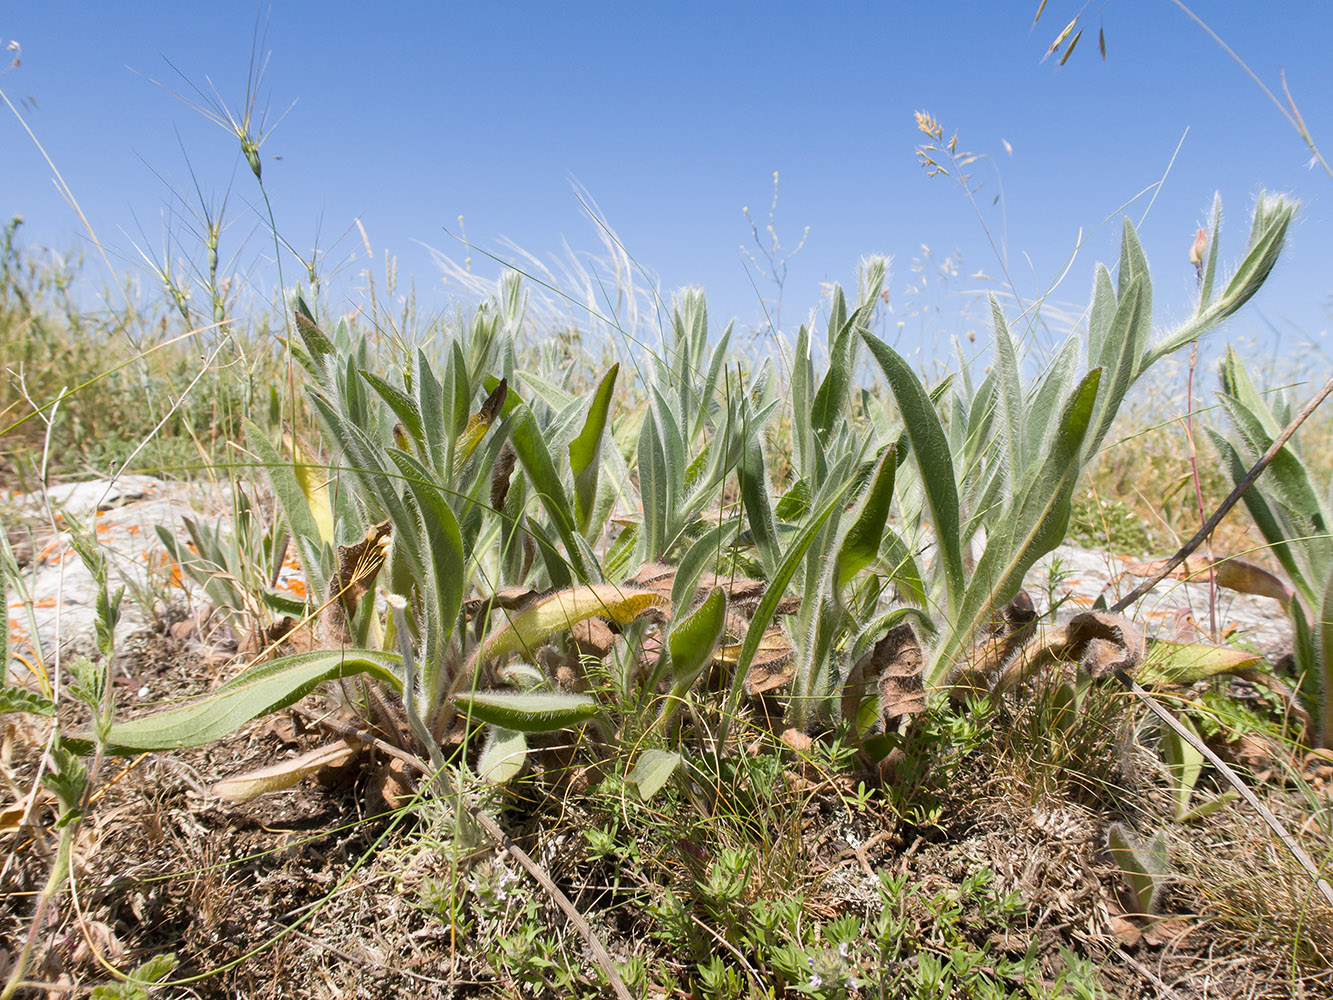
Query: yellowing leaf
xmin=286 ymin=432 xmax=334 ymax=544
xmin=455 ymin=379 xmax=508 ymax=473
xmin=1138 ymin=638 xmax=1263 ymax=686
xmin=476 ymin=585 xmax=671 ymax=663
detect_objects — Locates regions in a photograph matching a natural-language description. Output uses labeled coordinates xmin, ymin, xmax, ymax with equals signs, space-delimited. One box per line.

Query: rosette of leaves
xmin=63 ymin=286 xmax=664 ymax=800
xmin=857 ymin=194 xmax=1294 ymax=701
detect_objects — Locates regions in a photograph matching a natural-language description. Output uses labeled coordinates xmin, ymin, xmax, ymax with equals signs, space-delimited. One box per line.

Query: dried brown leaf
xmin=951 ymin=590 xmax=1038 ymax=702
xmin=875 ymin=624 xmax=926 ymax=721
xmin=1213 ymin=559 xmax=1293 ymax=604
xmin=738 ymin=627 xmax=796 ymax=695
xmin=629 ymin=562 xmax=676 ymax=594
xmin=212 ymin=740 xmax=358 ymax=803
xmin=1123 ymin=556 xmax=1292 ymax=604
xmin=490 ymin=442 xmax=516 ymax=509
xmin=465 ymin=587 xmax=539 ymax=622
xmin=319 ymin=520 xmax=392 ymax=647
xmin=480 ymin=379 xmax=508 ymax=423
xmin=781 ymin=728 xmax=813 ymax=753
xmin=994 ymin=611 xmax=1144 ymax=693
xmin=570 ymin=617 xmax=617 ymax=660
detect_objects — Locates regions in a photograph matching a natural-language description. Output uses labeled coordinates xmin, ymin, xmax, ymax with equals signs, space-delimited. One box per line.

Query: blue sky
xmin=3 ymin=2 xmax=1331 ymax=365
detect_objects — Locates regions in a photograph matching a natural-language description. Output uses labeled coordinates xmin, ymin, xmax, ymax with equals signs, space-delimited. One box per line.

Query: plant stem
xmin=0 ymin=810 xmax=73 ymax=1000
xmin=1182 ymin=341 xmax=1218 ymax=639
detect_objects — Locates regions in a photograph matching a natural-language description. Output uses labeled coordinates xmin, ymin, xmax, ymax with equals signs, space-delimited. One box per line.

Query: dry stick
xmin=466 ymin=807 xmax=634 ymax=1000
xmin=1109 ymin=372 xmax=1333 ymax=614
xmin=1115 ymin=949 xmax=1187 ymax=1000
xmin=1106 ymin=373 xmax=1333 ymax=911
xmin=1123 ymin=673 xmax=1333 ymax=909
xmin=291 ymin=706 xmax=634 ymax=1000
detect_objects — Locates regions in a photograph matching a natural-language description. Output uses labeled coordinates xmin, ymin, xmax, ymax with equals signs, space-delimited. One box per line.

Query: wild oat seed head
xmin=914 ymin=110 xmax=943 ymax=140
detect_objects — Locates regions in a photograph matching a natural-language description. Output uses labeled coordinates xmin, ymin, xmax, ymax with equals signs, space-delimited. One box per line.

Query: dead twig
xmin=1118 ymin=672 xmax=1333 ymax=910
xmin=291 ymin=704 xmax=634 ymax=1000
xmin=1115 ymin=947 xmax=1187 ymax=1000
xmin=1105 ymin=373 xmax=1333 ymax=910
xmin=1110 ymin=373 xmax=1333 ymax=613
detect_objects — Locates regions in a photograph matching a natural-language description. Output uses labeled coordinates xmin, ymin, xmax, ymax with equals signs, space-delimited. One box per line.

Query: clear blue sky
xmin=3 ymin=2 xmax=1331 ymax=365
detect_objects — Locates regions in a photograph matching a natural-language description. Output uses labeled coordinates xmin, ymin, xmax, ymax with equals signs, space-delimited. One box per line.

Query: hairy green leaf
xmin=569 ymin=364 xmax=619 ymax=534
xmin=452 ymin=691 xmax=601 ymax=732
xmin=834 ymin=445 xmax=896 ymax=600
xmin=860 ymin=331 xmax=964 ymax=613
xmin=64 ymin=650 xmax=403 ymax=755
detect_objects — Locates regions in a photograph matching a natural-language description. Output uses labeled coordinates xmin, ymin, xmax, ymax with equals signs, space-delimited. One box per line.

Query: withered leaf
xmin=713 ymin=626 xmax=795 ymax=695
xmin=629 ymin=562 xmax=677 ymax=595
xmin=781 ymin=728 xmax=813 ymax=753
xmin=570 ymin=617 xmax=617 ymax=660
xmin=873 ymin=624 xmax=925 ymax=722
xmin=1212 ymin=559 xmax=1293 ymax=604
xmin=334 ymin=520 xmax=392 ymax=617
xmin=699 ymin=572 xmax=801 ymax=616
xmin=491 ymin=442 xmax=516 ymax=509
xmin=953 ymin=590 xmax=1039 ymax=699
xmin=994 ymin=611 xmax=1144 ymax=694
xmin=480 ymin=378 xmax=508 ymax=423
xmin=319 ymin=520 xmax=392 ymax=647
xmin=465 ymin=587 xmax=539 ymax=620
xmin=1070 ymin=612 xmax=1144 ymax=679
xmin=1122 ymin=557 xmax=1291 ymax=604
xmin=212 ymin=740 xmax=359 ymax=803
